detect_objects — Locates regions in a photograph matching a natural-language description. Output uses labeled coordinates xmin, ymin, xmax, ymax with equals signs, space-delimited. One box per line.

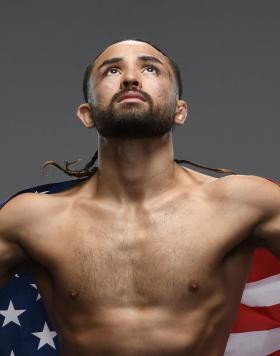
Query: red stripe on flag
xmin=231 ymin=303 xmax=280 ymax=333
xmin=247 ymin=248 xmax=280 ymax=282
xmin=267 ymin=350 xmax=280 ymax=356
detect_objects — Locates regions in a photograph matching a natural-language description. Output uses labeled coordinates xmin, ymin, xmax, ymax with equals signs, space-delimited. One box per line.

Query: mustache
xmin=111 ymin=89 xmax=153 ymax=105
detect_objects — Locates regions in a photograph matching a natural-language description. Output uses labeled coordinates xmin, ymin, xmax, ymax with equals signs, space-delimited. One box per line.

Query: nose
xmin=120 ymin=69 xmax=141 ymax=91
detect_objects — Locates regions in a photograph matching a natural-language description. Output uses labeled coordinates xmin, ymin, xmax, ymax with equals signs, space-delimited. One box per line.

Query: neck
xmin=93 ymin=133 xmax=178 ymax=204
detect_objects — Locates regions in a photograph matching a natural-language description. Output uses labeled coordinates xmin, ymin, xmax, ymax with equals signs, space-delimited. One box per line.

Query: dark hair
xmin=42 ymin=39 xmax=237 ymax=178
xmin=42 ymin=150 xmax=237 ymax=179
xmin=82 ymin=38 xmax=183 ymax=102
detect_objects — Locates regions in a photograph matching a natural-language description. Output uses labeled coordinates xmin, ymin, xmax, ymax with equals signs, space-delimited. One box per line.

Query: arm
xmin=227 ymin=174 xmax=280 ymax=258
xmin=252 ymin=177 xmax=280 ymax=259
xmin=218 ymin=174 xmax=280 ymax=258
xmin=0 ymin=194 xmax=34 ymax=286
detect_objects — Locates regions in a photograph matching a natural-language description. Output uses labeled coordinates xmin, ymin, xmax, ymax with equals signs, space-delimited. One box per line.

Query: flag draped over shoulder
xmin=0 ymin=177 xmax=280 ymax=355
xmin=0 ymin=178 xmax=87 ymax=355
xmin=224 ymin=178 xmax=280 ymax=356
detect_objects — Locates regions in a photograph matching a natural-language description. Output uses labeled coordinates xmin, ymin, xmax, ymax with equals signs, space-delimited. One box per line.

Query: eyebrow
xmin=97 ymin=55 xmax=164 ymax=71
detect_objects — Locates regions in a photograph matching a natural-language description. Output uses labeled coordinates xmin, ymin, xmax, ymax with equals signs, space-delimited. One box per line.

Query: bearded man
xmin=1 ymin=39 xmax=280 ymax=355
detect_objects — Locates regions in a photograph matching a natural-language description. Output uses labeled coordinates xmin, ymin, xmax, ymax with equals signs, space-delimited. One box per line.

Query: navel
xmin=69 ymin=289 xmax=79 ymax=299
xmin=188 ymin=280 xmax=199 ymax=292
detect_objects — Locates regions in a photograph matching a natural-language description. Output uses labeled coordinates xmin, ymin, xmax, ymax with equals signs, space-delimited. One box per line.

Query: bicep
xmin=252 ymin=178 xmax=280 ymax=258
xmin=0 ymin=238 xmax=27 ymax=286
xmin=253 ymin=209 xmax=280 ymax=258
xmin=0 ymin=194 xmax=34 ymax=286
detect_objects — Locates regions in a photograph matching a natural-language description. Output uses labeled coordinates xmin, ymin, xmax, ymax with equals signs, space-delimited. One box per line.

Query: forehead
xmin=92 ymin=40 xmax=172 ymax=73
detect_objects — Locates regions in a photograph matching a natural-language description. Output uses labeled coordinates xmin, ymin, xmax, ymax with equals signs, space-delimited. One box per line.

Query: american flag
xmin=0 ymin=176 xmax=280 ymax=355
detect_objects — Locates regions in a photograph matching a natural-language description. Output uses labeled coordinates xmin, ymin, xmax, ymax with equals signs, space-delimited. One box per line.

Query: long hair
xmin=41 ymin=150 xmax=237 ymax=178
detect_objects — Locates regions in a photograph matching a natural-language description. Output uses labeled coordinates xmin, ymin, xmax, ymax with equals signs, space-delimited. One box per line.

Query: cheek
xmin=95 ymin=80 xmax=119 ymax=105
xmin=146 ymin=80 xmax=174 ymax=103
xmin=144 ymin=74 xmax=174 ymax=98
xmin=102 ymin=79 xmax=119 ymax=91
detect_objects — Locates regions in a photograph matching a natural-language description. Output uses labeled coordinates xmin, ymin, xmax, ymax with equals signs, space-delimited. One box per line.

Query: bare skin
xmin=2 ymin=166 xmax=280 ymax=355
xmin=1 ymin=40 xmax=280 ymax=355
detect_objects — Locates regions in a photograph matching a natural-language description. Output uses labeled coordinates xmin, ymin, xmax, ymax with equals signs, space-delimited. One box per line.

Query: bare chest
xmin=25 ymin=196 xmax=255 ymax=308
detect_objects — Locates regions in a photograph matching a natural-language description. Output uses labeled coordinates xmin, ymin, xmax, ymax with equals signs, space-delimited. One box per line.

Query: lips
xmin=117 ymin=91 xmax=147 ymax=103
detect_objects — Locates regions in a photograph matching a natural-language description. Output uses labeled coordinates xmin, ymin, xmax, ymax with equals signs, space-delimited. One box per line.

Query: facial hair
xmin=91 ymin=90 xmax=177 ymax=139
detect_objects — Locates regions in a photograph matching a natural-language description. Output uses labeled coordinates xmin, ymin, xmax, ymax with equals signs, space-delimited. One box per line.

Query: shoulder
xmin=0 ymin=192 xmax=64 ymax=238
xmin=216 ymin=173 xmax=280 ymax=196
xmin=212 ymin=174 xmax=280 ymax=216
xmin=2 ymin=191 xmax=53 ymax=214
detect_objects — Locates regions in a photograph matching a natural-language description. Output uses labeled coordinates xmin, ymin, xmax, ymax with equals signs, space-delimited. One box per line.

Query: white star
xmin=10 ymin=351 xmax=15 ymax=356
xmin=0 ymin=300 xmax=25 ymax=326
xmin=30 ymin=284 xmax=42 ymax=301
xmin=32 ymin=322 xmax=57 ymax=350
xmin=14 ymin=274 xmax=20 ymax=278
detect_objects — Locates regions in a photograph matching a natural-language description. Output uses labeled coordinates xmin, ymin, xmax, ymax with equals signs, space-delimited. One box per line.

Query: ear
xmin=77 ymin=103 xmax=95 ymax=128
xmin=174 ymin=100 xmax=188 ymax=126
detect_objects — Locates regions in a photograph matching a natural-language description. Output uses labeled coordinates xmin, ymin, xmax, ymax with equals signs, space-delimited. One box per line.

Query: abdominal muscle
xmin=51 ymin=295 xmax=233 ymax=356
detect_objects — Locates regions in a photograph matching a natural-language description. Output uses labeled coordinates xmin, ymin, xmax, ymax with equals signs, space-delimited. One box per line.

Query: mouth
xmin=119 ymin=97 xmax=145 ymax=103
xmin=117 ymin=91 xmax=147 ymax=103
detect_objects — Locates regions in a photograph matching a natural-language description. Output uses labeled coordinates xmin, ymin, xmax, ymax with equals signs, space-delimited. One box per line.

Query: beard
xmin=91 ymin=91 xmax=177 ymax=139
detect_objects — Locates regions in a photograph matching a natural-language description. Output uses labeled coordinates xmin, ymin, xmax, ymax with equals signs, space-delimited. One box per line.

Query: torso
xmin=16 ymin=166 xmax=258 ymax=355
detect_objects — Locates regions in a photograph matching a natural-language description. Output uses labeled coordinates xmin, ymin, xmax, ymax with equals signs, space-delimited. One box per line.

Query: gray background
xmin=0 ymin=0 xmax=279 ymax=201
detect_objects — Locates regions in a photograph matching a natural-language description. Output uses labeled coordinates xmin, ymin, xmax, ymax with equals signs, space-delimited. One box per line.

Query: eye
xmin=143 ymin=65 xmax=159 ymax=74
xmin=105 ymin=67 xmax=120 ymax=76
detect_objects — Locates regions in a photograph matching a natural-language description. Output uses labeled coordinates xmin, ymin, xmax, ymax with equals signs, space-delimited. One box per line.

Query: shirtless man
xmin=1 ymin=39 xmax=280 ymax=355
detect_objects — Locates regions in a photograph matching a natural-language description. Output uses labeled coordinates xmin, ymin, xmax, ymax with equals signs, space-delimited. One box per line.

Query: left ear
xmin=174 ymin=100 xmax=188 ymax=126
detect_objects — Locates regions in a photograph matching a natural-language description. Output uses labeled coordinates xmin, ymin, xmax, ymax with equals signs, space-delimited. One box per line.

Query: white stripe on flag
xmin=241 ymin=274 xmax=280 ymax=307
xmin=224 ymin=327 xmax=280 ymax=356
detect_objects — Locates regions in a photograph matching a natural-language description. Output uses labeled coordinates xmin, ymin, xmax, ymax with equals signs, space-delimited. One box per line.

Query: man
xmin=0 ymin=39 xmax=280 ymax=355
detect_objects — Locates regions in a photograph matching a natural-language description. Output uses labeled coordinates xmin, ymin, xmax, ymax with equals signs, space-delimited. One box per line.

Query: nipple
xmin=188 ymin=280 xmax=199 ymax=292
xmin=69 ymin=289 xmax=79 ymax=299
